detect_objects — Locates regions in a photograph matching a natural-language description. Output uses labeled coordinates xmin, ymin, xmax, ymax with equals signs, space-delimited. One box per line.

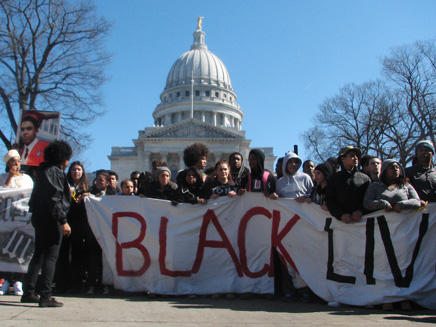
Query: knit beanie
xmin=315 ymin=162 xmax=333 ymax=180
xmin=415 ymin=140 xmax=435 ymax=155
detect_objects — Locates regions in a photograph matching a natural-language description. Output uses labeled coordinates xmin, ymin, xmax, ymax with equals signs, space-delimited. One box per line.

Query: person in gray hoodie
xmin=363 ymin=159 xmax=420 ymax=212
xmin=275 ymin=151 xmax=313 ymax=202
xmin=273 ymin=151 xmax=314 ymax=303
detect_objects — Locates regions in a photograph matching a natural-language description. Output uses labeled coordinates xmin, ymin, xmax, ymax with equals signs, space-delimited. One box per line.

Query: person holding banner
xmin=308 ymin=162 xmax=333 ymax=210
xmin=229 ymin=152 xmax=249 ymax=189
xmin=405 ymin=140 xmax=436 ymax=206
xmin=0 ymin=149 xmax=33 ymax=296
xmin=174 ymin=166 xmax=207 ymax=204
xmin=325 ymin=146 xmax=371 ymax=224
xmin=146 ymin=167 xmax=178 ymax=200
xmin=363 ymin=159 xmax=419 ymax=311
xmin=275 ymin=151 xmax=314 ymax=303
xmin=364 ymin=159 xmax=420 ymax=213
xmin=202 ymin=160 xmax=238 ymax=200
xmin=240 ymin=149 xmax=276 ymax=198
xmin=87 ymin=171 xmax=114 ymax=295
xmin=21 ymin=141 xmax=72 ymax=307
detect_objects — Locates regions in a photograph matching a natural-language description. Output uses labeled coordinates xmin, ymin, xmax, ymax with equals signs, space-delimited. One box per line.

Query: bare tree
xmin=302 ymin=38 xmax=436 ymax=166
xmin=301 ymin=80 xmax=398 ymax=163
xmin=0 ymin=0 xmax=111 ymax=151
xmin=382 ymin=39 xmax=436 ymax=150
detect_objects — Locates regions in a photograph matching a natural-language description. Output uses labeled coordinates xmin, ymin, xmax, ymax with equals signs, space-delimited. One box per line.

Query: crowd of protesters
xmin=0 ymin=139 xmax=435 ymax=310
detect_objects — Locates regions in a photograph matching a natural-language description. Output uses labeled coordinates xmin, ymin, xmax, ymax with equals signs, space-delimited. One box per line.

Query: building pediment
xmin=140 ymin=119 xmax=243 ymax=139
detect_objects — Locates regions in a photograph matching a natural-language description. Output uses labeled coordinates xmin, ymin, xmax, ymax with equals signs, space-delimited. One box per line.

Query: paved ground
xmin=1 ymin=293 xmax=436 ymax=327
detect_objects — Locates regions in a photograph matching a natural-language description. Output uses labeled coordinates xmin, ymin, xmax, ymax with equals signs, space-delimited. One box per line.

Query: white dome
xmin=153 ymin=26 xmax=243 ymax=131
xmin=165 ymin=32 xmax=232 ymax=90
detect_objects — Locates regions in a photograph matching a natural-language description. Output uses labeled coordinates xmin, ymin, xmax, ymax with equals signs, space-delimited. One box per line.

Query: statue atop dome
xmin=196 ymin=16 xmax=204 ymax=31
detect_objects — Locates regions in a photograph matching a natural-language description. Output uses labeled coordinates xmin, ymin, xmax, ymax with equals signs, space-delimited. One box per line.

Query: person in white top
xmin=0 ymin=149 xmax=34 ymax=297
xmin=0 ymin=149 xmax=33 ymax=188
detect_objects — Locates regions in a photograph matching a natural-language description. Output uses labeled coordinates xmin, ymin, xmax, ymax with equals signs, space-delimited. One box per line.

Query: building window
xmin=185 ymin=91 xmax=190 ymax=97
xmin=205 ymin=90 xmax=210 ymax=97
xmin=215 ymin=92 xmax=219 ymax=97
xmin=177 ymin=92 xmax=180 ymax=97
xmin=195 ymin=90 xmax=200 ymax=96
xmin=223 ymin=93 xmax=227 ymax=98
xmin=230 ymin=96 xmax=232 ymax=101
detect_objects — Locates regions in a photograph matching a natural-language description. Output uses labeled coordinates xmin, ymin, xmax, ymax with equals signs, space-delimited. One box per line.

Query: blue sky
xmin=76 ymin=0 xmax=436 ymax=173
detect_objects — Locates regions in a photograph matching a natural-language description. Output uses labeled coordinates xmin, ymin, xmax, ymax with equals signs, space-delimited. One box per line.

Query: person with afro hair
xmin=182 ymin=143 xmax=210 ymax=181
xmin=21 ymin=140 xmax=73 ymax=307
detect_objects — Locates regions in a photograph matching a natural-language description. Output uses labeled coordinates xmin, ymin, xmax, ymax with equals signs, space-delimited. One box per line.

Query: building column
xmin=213 ymin=111 xmax=217 ymax=127
xmin=178 ymin=152 xmax=185 ymax=170
xmin=178 ymin=112 xmax=182 ymax=122
xmin=161 ymin=151 xmax=169 ymax=164
xmin=143 ymin=151 xmax=151 ymax=172
xmin=202 ymin=111 xmax=206 ymax=122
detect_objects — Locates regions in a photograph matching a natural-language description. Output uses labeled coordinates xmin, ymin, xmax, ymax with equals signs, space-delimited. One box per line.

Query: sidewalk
xmin=2 ymin=293 xmax=436 ymax=326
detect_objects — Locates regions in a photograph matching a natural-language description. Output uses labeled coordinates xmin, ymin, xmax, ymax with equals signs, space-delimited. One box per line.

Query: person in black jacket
xmin=146 ymin=167 xmax=178 ymax=200
xmin=325 ymin=146 xmax=371 ymax=223
xmin=21 ymin=140 xmax=72 ymax=307
xmin=174 ymin=167 xmax=207 ymax=204
xmin=229 ymin=152 xmax=249 ymax=189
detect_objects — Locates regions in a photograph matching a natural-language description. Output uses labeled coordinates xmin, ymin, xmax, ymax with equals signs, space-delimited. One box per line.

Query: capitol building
xmin=109 ymin=20 xmax=275 ymax=179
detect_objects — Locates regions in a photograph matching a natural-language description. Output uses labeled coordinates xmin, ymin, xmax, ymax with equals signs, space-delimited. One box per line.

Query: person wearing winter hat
xmin=325 ymin=146 xmax=371 ymax=223
xmin=146 ymin=167 xmax=178 ymax=200
xmin=405 ymin=140 xmax=436 ymax=205
xmin=308 ymin=162 xmax=333 ymax=210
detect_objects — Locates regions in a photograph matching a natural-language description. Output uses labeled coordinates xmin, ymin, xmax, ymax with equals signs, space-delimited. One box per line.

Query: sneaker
xmin=14 ymin=281 xmax=24 ymax=296
xmin=39 ymin=297 xmax=63 ymax=308
xmin=21 ymin=293 xmax=40 ymax=303
xmin=0 ymin=280 xmax=10 ymax=295
xmin=328 ymin=301 xmax=341 ymax=308
xmin=86 ymin=286 xmax=95 ymax=295
xmin=103 ymin=285 xmax=110 ymax=295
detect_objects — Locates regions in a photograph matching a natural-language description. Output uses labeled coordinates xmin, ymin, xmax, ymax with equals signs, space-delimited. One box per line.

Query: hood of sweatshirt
xmin=282 ymin=151 xmax=302 ymax=178
xmin=249 ymin=149 xmax=265 ymax=175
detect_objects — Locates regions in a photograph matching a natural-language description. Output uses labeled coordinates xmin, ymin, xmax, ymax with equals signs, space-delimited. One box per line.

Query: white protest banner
xmin=0 ymin=187 xmax=34 ymax=273
xmin=84 ymin=193 xmax=436 ymax=309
